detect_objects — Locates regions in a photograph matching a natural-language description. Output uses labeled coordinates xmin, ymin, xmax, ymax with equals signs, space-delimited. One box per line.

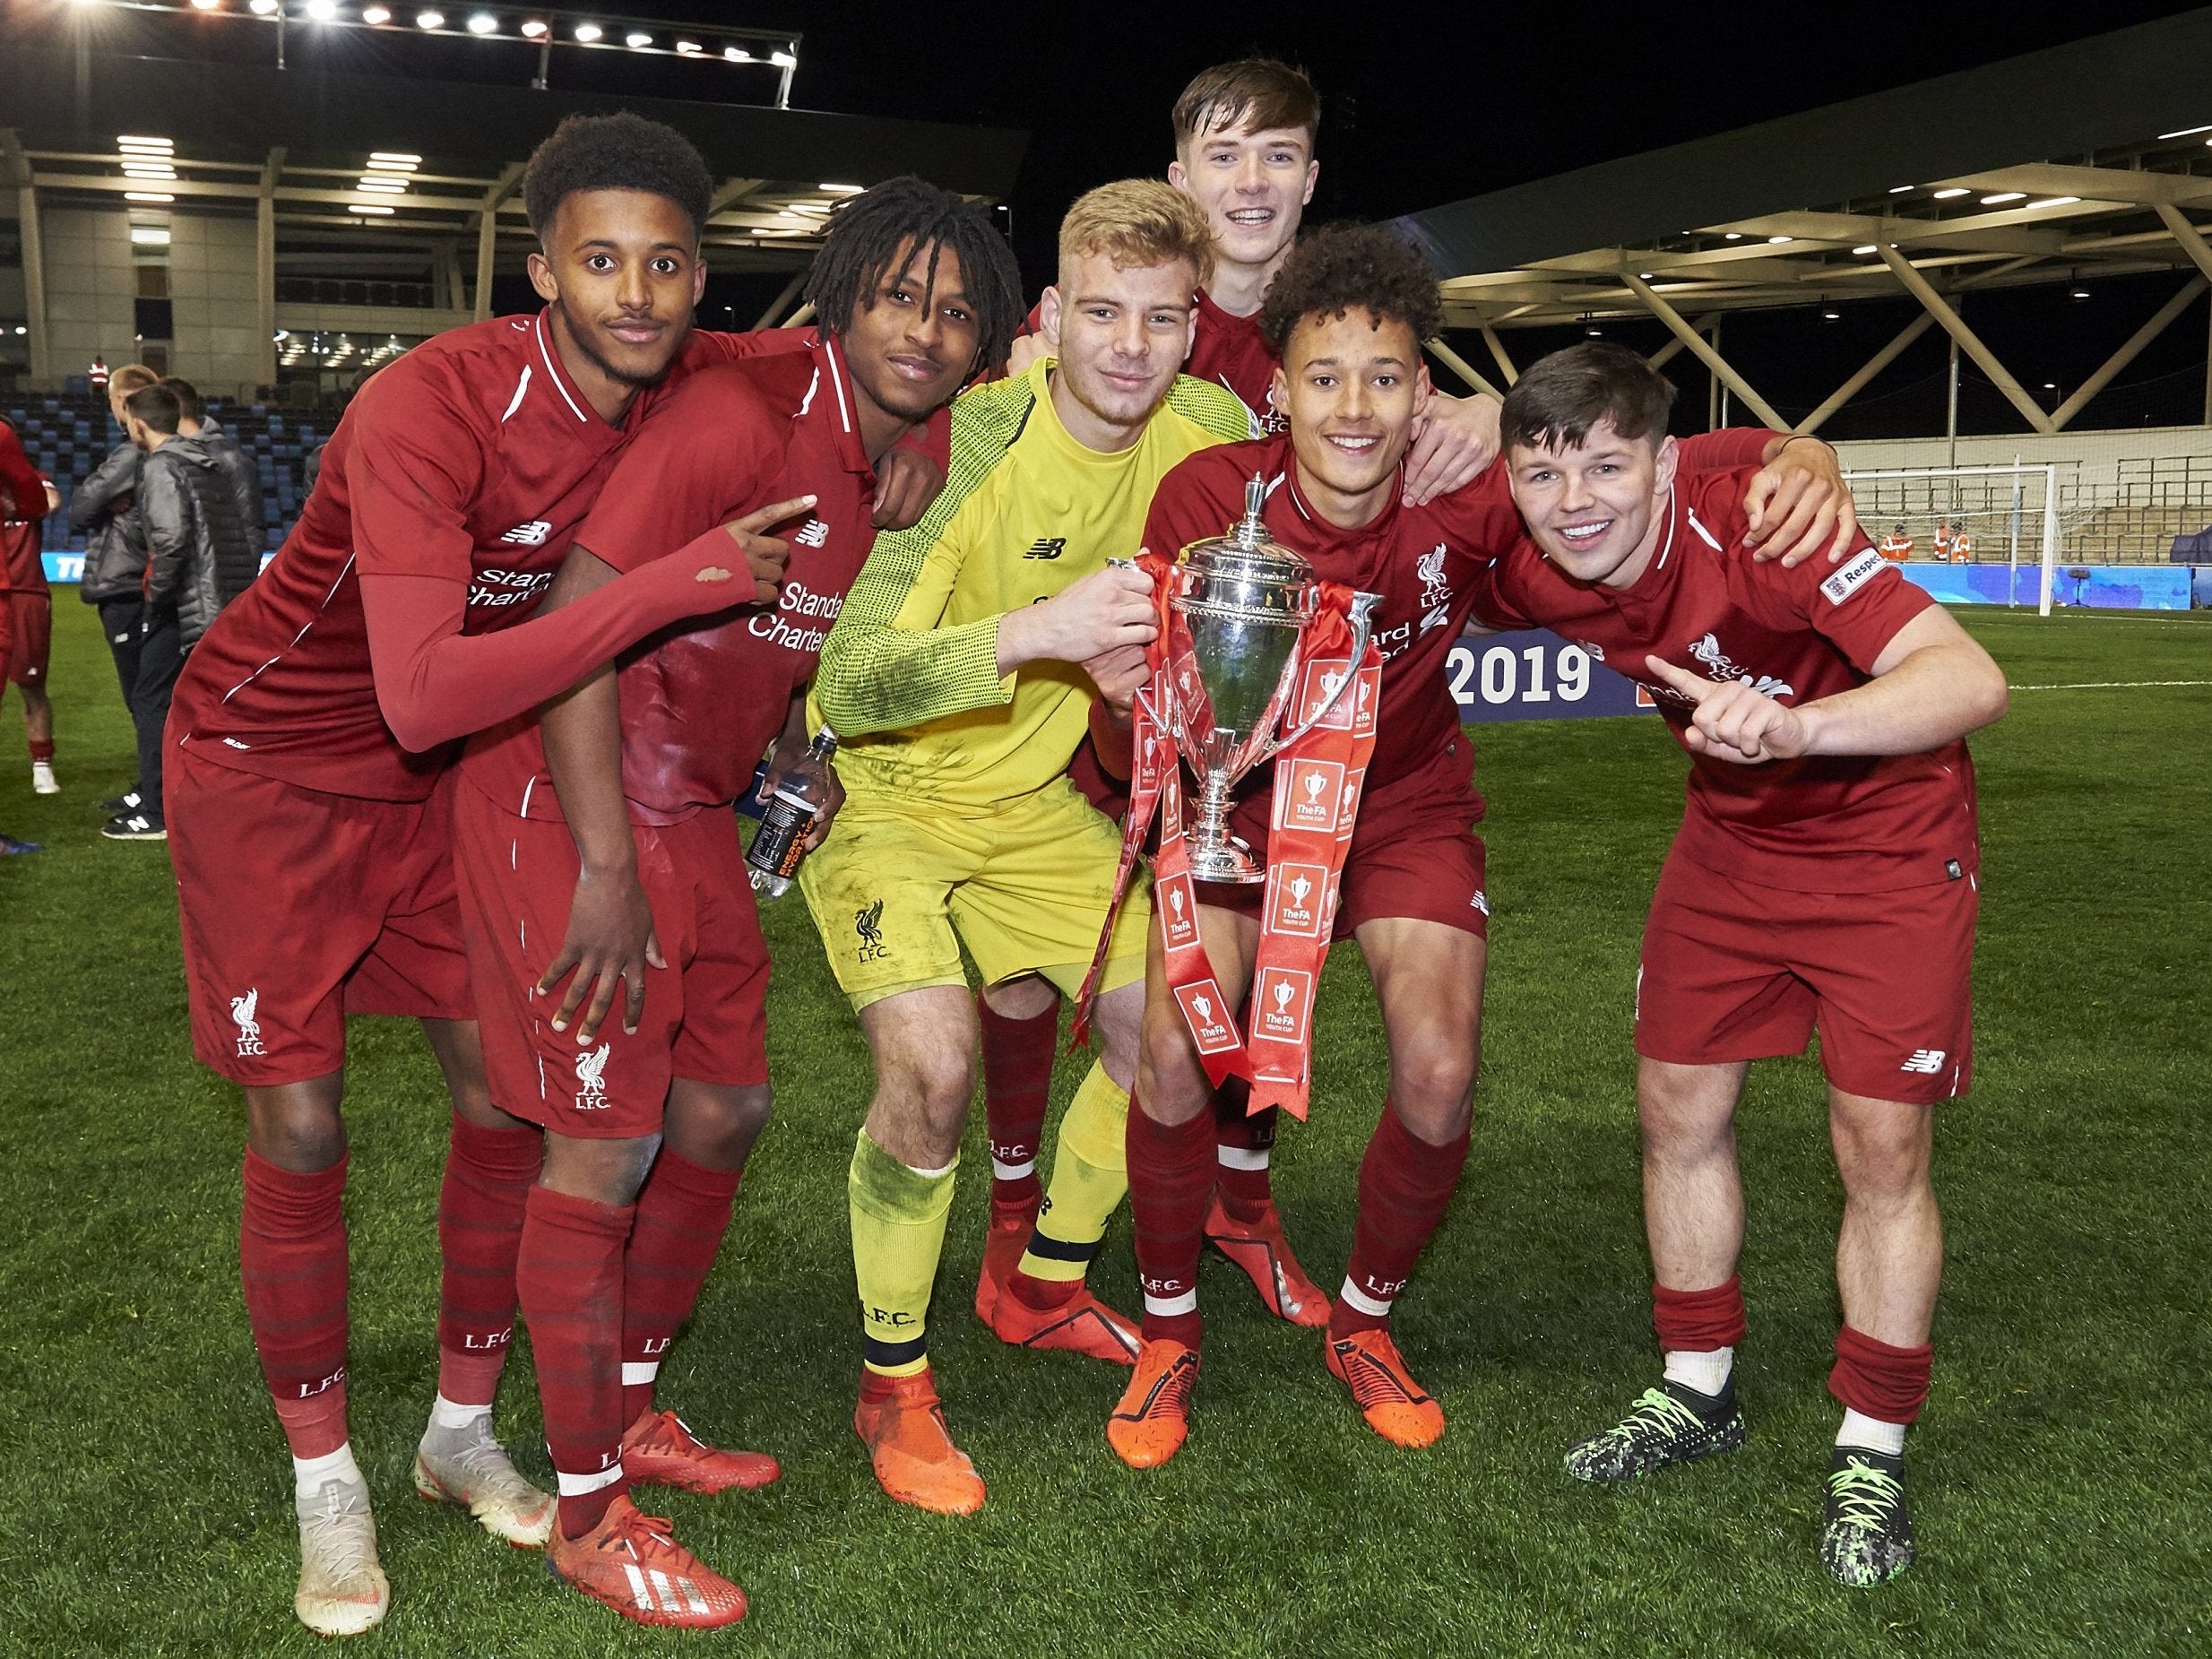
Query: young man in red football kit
xmin=162 ymin=114 xmax=835 ymax=1638
xmin=447 ymin=179 xmax=1023 ymax=1627
xmin=1105 ymin=226 xmax=1856 ymax=1472
xmin=0 ymin=415 xmax=56 ymax=799
xmin=1480 ymin=342 xmax=2007 ymax=1587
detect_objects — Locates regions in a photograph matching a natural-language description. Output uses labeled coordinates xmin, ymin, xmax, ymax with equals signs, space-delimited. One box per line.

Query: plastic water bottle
xmin=745 ymin=730 xmax=837 ymax=899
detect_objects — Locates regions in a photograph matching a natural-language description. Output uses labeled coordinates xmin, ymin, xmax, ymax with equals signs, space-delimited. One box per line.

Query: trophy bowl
xmin=1159 ymin=478 xmax=1378 ymax=883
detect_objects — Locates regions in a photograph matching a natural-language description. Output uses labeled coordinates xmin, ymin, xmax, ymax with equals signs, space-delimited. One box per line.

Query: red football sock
xmin=1829 ymin=1325 xmax=1933 ymax=1425
xmin=29 ymin=736 xmax=54 ymax=763
xmin=621 ymin=1149 xmax=742 ymax=1428
xmin=1331 ymin=1103 xmax=1471 ymax=1340
xmin=1126 ymin=1098 xmax=1214 ymax=1349
xmin=517 ymin=1184 xmax=635 ymax=1540
xmin=240 ymin=1150 xmax=352 ymax=1459
xmin=978 ymin=993 xmax=1056 ymax=1214
xmin=1652 ymin=1276 xmax=1748 ymax=1353
xmin=435 ymin=1115 xmax=541 ymax=1408
xmin=1006 ymin=1270 xmax=1082 ymax=1312
xmin=1211 ymin=1079 xmax=1274 ymax=1223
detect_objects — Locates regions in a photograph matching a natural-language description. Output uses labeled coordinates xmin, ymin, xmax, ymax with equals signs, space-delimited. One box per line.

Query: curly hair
xmin=522 ymin=112 xmax=713 ymax=247
xmin=1258 ymin=222 xmax=1442 ymax=357
xmin=806 ymin=177 xmax=1026 ymax=375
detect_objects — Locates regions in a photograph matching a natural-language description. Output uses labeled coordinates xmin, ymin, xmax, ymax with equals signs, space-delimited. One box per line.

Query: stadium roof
xmin=1396 ymin=9 xmax=2212 ymax=434
xmin=0 ymin=39 xmax=1025 ymax=272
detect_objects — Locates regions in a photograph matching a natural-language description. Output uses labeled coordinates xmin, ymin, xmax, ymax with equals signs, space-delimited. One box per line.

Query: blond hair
xmin=1057 ymin=178 xmax=1214 ymax=292
xmin=109 ymin=364 xmax=160 ymax=396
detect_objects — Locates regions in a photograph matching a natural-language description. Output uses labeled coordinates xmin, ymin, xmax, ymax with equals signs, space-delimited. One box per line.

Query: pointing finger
xmin=1643 ymin=655 xmax=1707 ymax=697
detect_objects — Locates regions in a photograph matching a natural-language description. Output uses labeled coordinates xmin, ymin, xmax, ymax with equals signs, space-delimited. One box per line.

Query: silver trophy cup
xmin=1158 ymin=477 xmax=1381 ymax=884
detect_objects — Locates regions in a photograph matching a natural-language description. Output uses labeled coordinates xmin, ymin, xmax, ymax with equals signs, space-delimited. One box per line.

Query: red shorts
xmin=169 ymin=749 xmax=472 ymax=1086
xmin=1636 ymin=843 xmax=1976 ymax=1104
xmin=4 ymin=592 xmax=49 ymax=687
xmin=1206 ymin=731 xmax=1489 ymax=941
xmin=454 ymin=787 xmax=771 ymax=1139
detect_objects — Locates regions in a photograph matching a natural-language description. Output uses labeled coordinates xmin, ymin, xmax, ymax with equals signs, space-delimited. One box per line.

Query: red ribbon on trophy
xmin=1076 ymin=551 xmax=1380 ymax=1119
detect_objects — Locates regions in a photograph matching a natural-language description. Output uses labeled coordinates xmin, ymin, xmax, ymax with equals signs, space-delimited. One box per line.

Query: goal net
xmin=1840 ymin=462 xmax=2064 ymax=614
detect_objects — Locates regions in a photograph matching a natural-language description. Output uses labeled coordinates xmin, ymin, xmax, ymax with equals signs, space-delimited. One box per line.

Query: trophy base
xmin=1181 ymin=838 xmax=1266 ymax=885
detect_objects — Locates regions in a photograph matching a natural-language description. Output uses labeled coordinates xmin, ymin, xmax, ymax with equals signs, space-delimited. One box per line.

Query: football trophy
xmin=1156 ymin=477 xmax=1381 ymax=883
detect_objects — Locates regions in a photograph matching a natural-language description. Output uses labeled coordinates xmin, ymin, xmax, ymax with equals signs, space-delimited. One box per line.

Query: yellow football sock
xmin=1019 ymin=1063 xmax=1129 ymax=1283
xmin=850 ymin=1130 xmax=956 ymax=1378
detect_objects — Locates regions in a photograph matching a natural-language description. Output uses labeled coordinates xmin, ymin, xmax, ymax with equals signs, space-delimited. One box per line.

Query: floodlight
xmin=362 ymin=4 xmax=390 ymax=18
xmin=821 ymin=183 xmax=862 ymax=194
xmin=2026 ymin=196 xmax=2079 ymax=211
xmin=350 ymin=203 xmax=396 ymax=215
xmin=125 ymin=192 xmax=176 ymax=203
xmin=1853 ymin=245 xmax=1878 ymax=255
xmin=416 ymin=9 xmax=444 ymax=28
xmin=305 ymin=0 xmax=339 ymax=21
xmin=573 ymin=21 xmax=601 ymax=40
xmin=769 ymin=48 xmax=796 ymax=67
xmin=1767 ymin=235 xmax=1791 ymax=245
xmin=1979 ymin=192 xmax=2025 ymax=205
xmin=723 ymin=46 xmax=751 ymax=61
xmin=676 ymin=39 xmax=700 ymax=54
xmin=466 ymin=12 xmax=497 ymax=34
xmin=1931 ymin=187 xmax=1969 ymax=199
xmin=520 ymin=18 xmax=546 ymax=36
xmin=626 ymin=30 xmax=651 ymax=47
xmin=1888 ymin=184 xmax=1914 ymax=194
xmin=249 ymin=0 xmax=279 ymax=12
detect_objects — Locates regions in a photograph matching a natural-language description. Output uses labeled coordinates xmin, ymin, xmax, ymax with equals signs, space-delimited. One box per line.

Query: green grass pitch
xmin=0 ymin=599 xmax=2206 ymax=1656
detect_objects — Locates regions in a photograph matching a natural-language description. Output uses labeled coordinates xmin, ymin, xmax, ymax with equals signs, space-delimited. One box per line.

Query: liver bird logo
xmin=230 ymin=988 xmax=260 ymax=1038
xmin=855 ymin=900 xmax=885 ymax=946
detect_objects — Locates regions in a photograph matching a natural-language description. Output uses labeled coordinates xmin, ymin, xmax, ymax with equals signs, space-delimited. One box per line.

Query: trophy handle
xmin=1265 ymin=589 xmax=1382 ymax=759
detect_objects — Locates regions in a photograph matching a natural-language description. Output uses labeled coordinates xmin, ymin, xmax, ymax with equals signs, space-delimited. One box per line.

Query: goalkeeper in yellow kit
xmin=806 ymin=179 xmax=1249 ymax=1515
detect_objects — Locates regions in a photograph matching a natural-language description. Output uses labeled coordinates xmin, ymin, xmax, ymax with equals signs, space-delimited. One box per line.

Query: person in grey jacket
xmin=69 ymin=364 xmax=161 ymax=729
xmin=105 ymin=382 xmax=255 ymax=842
xmin=165 ymin=376 xmax=268 ymax=563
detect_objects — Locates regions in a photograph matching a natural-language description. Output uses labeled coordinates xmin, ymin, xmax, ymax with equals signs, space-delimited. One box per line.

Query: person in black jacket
xmin=105 ymin=382 xmax=255 ymax=842
xmin=71 ymin=364 xmax=160 ymax=747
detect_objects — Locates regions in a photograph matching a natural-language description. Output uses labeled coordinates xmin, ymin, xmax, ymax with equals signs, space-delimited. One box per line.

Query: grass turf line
xmin=0 ymin=601 xmax=2206 ymax=1656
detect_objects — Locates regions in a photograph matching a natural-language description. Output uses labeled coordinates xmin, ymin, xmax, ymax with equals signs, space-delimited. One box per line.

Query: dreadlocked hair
xmin=1259 ymin=221 xmax=1443 ymax=357
xmin=523 ymin=112 xmax=713 ymax=247
xmin=805 ymin=176 xmax=1025 ymax=376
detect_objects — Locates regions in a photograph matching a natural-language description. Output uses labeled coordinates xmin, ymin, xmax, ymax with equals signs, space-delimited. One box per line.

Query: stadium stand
xmin=5 ymin=390 xmax=315 ymax=558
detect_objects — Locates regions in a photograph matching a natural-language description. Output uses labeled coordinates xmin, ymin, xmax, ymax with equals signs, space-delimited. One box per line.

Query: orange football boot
xmin=1106 ymin=1339 xmax=1201 ymax=1470
xmin=543 ymin=1494 xmax=747 ymax=1629
xmin=619 ymin=1408 xmax=780 ymax=1494
xmin=1204 ymin=1193 xmax=1331 ymax=1326
xmin=986 ymin=1275 xmax=1141 ymax=1363
xmin=1325 ymin=1327 xmax=1446 ymax=1448
xmin=972 ymin=1199 xmax=1036 ymax=1324
xmin=853 ymin=1367 xmax=986 ymax=1516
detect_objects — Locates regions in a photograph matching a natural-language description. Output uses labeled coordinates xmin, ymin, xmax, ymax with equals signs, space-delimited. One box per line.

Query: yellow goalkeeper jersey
xmin=813 ymin=357 xmax=1250 ymax=808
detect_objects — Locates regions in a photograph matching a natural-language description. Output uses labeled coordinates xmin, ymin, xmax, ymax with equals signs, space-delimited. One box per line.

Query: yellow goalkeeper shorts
xmin=798 ymin=776 xmax=1150 ymax=1009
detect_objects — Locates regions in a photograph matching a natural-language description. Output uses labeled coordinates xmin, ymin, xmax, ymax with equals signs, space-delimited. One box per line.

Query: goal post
xmin=1838 ymin=462 xmax=2061 ymax=615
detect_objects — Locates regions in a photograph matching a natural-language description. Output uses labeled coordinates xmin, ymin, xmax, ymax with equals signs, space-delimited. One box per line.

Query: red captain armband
xmin=1087 ymin=701 xmax=1135 ymax=782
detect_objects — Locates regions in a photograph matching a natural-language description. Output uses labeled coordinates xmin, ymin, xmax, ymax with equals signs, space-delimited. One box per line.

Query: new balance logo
xmin=792 ymin=518 xmax=829 ymax=549
xmin=1023 ymin=538 xmax=1067 ymax=560
xmin=1899 ymin=1049 xmax=1947 ymax=1075
xmin=500 ymin=520 xmax=552 ymax=546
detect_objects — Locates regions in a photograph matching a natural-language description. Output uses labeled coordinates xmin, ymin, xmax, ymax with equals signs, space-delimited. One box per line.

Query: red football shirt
xmin=1473 ymin=465 xmax=1977 ymax=890
xmin=1 ymin=472 xmax=51 ymax=594
xmin=169 ymin=314 xmax=784 ymax=800
xmin=461 ymin=329 xmax=879 ymax=825
xmin=1141 ymin=429 xmax=1778 ymax=795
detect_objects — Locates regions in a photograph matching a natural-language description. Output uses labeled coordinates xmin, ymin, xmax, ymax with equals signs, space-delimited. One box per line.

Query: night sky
xmin=669 ymin=0 xmax=2212 ymax=436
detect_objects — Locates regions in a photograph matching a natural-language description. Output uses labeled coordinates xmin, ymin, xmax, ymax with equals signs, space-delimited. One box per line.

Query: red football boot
xmin=1205 ymin=1192 xmax=1331 ymax=1326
